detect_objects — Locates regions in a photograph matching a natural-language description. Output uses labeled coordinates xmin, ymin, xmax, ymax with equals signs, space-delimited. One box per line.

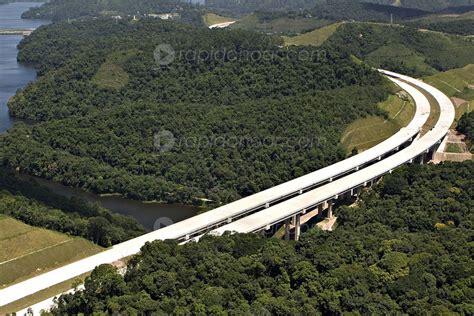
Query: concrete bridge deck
xmin=210 ymin=73 xmax=455 ymax=238
xmin=0 ymin=71 xmax=454 ymax=310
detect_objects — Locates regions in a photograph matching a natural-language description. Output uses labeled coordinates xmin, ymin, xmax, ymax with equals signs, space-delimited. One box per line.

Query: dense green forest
xmin=0 ymin=18 xmax=388 ymax=205
xmin=50 ymin=162 xmax=474 ymax=314
xmin=21 ymin=0 xmax=204 ymax=24
xmin=323 ymin=23 xmax=474 ymax=77
xmin=457 ymin=111 xmax=474 ymax=151
xmin=20 ymin=0 xmax=474 ymax=21
xmin=0 ymin=169 xmax=145 ymax=247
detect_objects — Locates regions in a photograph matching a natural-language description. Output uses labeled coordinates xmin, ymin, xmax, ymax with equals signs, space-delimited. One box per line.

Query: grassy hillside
xmin=423 ymin=64 xmax=474 ymax=125
xmin=0 ymin=216 xmax=101 ymax=288
xmin=231 ymin=14 xmax=332 ymax=35
xmin=91 ymin=49 xmax=138 ymax=90
xmin=283 ymin=23 xmax=342 ymax=46
xmin=324 ymin=23 xmax=474 ymax=77
xmin=397 ymin=0 xmax=474 ymax=11
xmin=423 ymin=64 xmax=474 ymax=97
xmin=341 ymin=90 xmax=416 ymax=153
xmin=202 ymin=13 xmax=235 ymax=26
xmin=405 ymin=11 xmax=474 ymax=36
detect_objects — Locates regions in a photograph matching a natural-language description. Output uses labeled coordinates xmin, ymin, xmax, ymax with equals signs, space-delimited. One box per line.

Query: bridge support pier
xmin=294 ymin=214 xmax=301 ymax=241
xmin=352 ymin=186 xmax=362 ymax=198
xmin=328 ymin=200 xmax=333 ymax=218
xmin=284 ymin=218 xmax=291 ymax=241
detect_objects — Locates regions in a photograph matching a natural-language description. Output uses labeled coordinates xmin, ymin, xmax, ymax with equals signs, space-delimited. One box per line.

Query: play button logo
xmin=154 ymin=44 xmax=175 ymax=66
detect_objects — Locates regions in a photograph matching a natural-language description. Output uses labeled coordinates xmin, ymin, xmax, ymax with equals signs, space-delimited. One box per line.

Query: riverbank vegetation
xmin=51 ymin=162 xmax=474 ymax=315
xmin=1 ymin=18 xmax=390 ymax=205
xmin=0 ymin=169 xmax=145 ymax=247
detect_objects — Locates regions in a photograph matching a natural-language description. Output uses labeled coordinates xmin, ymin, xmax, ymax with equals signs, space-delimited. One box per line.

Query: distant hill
xmin=21 ymin=0 xmax=204 ymax=23
xmin=308 ymin=1 xmax=428 ymax=22
xmin=230 ymin=2 xmax=429 ymax=36
xmin=394 ymin=0 xmax=474 ymax=12
xmin=204 ymin=0 xmax=474 ymax=14
xmin=323 ymin=23 xmax=474 ymax=77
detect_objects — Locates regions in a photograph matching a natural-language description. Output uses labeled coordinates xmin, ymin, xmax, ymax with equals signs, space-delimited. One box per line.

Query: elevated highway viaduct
xmin=210 ymin=71 xmax=455 ymax=240
xmin=0 ymin=71 xmax=454 ymax=311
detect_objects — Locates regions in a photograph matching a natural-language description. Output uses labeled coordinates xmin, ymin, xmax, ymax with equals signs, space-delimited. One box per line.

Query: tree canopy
xmin=323 ymin=23 xmax=474 ymax=77
xmin=0 ymin=18 xmax=389 ymax=205
xmin=51 ymin=162 xmax=474 ymax=315
xmin=0 ymin=169 xmax=145 ymax=247
xmin=457 ymin=111 xmax=474 ymax=151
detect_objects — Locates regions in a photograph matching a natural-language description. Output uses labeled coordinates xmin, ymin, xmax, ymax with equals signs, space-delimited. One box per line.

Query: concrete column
xmin=353 ymin=186 xmax=361 ymax=197
xmin=328 ymin=200 xmax=333 ymax=218
xmin=294 ymin=214 xmax=301 ymax=241
xmin=284 ymin=218 xmax=291 ymax=241
xmin=318 ymin=204 xmax=323 ymax=215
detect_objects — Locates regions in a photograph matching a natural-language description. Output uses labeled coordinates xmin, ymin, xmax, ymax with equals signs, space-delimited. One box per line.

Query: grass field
xmin=92 ymin=49 xmax=138 ymax=90
xmin=341 ymin=92 xmax=416 ymax=153
xmin=0 ymin=217 xmax=102 ymax=289
xmin=231 ymin=14 xmax=333 ymax=35
xmin=423 ymin=64 xmax=474 ymax=126
xmin=203 ymin=13 xmax=235 ymax=27
xmin=446 ymin=143 xmax=465 ymax=153
xmin=283 ymin=23 xmax=342 ymax=46
xmin=423 ymin=64 xmax=474 ymax=97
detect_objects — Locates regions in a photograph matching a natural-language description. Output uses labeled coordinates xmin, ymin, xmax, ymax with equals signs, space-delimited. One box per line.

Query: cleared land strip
xmin=0 ymin=240 xmax=72 ymax=266
xmin=0 ymin=217 xmax=102 ymax=291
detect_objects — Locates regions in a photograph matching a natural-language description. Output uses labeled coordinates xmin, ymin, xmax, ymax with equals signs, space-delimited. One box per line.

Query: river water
xmin=0 ymin=2 xmax=197 ymax=230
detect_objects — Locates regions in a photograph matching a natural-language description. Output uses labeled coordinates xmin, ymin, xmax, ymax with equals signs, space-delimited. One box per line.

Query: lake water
xmin=0 ymin=2 xmax=46 ymax=132
xmin=0 ymin=2 xmax=198 ymax=230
